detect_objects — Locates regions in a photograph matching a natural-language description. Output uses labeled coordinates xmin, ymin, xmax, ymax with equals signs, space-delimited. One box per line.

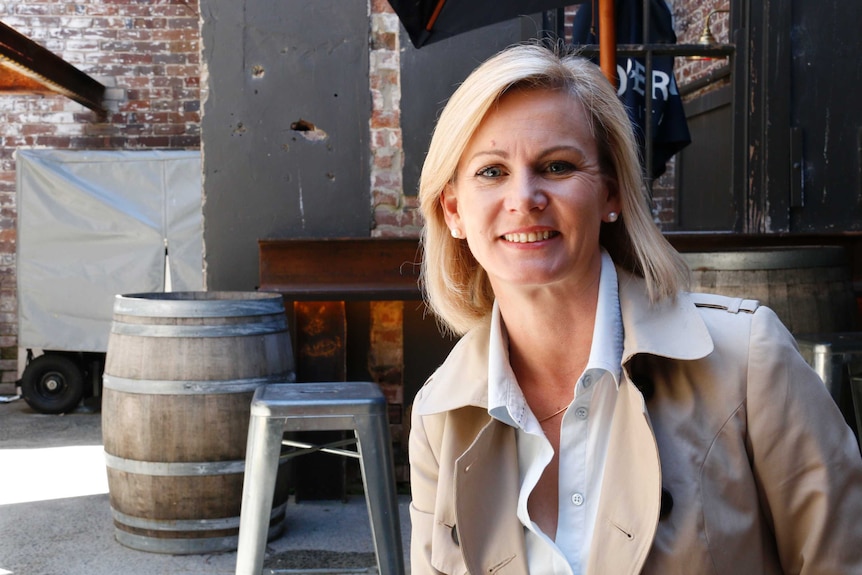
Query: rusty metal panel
xmin=294 ymin=301 xmax=347 ymax=382
xmin=200 ymin=0 xmax=372 ymax=291
xmin=291 ymin=300 xmax=348 ymax=501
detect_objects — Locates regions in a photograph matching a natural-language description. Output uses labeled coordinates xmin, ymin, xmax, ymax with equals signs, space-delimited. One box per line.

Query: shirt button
xmin=582 ymin=374 xmax=592 ymax=388
xmin=575 ymin=407 xmax=589 ymax=420
xmin=571 ymin=492 xmax=585 ymax=506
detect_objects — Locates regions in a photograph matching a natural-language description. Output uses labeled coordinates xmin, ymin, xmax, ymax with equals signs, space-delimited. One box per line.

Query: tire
xmin=20 ymin=354 xmax=85 ymax=414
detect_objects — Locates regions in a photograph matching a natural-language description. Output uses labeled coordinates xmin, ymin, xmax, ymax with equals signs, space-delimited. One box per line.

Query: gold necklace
xmin=538 ymin=404 xmax=568 ymax=423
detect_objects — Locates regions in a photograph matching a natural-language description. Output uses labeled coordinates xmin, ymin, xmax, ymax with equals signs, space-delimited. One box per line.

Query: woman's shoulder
xmin=686 ymin=291 xmax=795 ymax=346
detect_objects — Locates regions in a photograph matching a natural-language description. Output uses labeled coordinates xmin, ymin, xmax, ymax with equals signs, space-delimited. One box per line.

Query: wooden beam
xmin=0 ymin=21 xmax=105 ymax=112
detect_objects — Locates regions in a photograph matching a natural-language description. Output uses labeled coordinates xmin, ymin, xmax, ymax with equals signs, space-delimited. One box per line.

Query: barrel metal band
xmin=104 ymin=452 xmax=245 ymax=476
xmin=106 ymin=452 xmax=297 ymax=474
xmin=110 ymin=315 xmax=286 ymax=338
xmin=111 ymin=501 xmax=286 ymax=531
xmin=681 ymin=247 xmax=847 ymax=271
xmin=112 ymin=521 xmax=283 ymax=554
xmin=102 ymin=374 xmax=295 ymax=395
xmin=113 ymin=294 xmax=284 ymax=318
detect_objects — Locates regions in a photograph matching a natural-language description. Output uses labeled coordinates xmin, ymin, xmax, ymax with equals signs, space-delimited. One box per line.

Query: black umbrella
xmin=388 ymin=0 xmax=580 ymax=48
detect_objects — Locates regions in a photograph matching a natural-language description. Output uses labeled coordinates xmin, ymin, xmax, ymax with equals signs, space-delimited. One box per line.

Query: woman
xmin=409 ymin=43 xmax=862 ymax=575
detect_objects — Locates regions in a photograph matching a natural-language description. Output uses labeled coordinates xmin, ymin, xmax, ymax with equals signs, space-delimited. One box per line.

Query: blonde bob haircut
xmin=419 ymin=43 xmax=690 ymax=335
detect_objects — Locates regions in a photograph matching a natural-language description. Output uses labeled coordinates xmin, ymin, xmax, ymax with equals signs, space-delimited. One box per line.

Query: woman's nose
xmin=504 ymin=172 xmax=548 ymax=212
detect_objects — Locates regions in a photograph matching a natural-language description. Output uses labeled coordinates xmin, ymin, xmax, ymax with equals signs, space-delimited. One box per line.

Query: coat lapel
xmin=455 ymin=418 xmax=528 ymax=574
xmin=586 ymin=377 xmax=662 ymax=575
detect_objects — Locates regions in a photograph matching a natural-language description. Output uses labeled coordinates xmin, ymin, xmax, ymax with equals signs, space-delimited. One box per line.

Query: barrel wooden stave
xmin=102 ymin=391 xmax=254 ymax=463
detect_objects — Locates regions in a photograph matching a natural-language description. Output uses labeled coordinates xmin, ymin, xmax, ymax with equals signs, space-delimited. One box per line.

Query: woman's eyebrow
xmin=537 ymin=144 xmax=587 ymax=158
xmin=463 ymin=149 xmax=509 ymax=164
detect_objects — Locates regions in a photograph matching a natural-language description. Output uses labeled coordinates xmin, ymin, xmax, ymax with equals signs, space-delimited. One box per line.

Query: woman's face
xmin=442 ymin=88 xmax=620 ymax=296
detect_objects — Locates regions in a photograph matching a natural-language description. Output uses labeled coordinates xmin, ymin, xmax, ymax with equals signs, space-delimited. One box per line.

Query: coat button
xmin=660 ymin=488 xmax=674 ymax=520
xmin=632 ymin=374 xmax=655 ymax=401
xmin=451 ymin=524 xmax=460 ymax=546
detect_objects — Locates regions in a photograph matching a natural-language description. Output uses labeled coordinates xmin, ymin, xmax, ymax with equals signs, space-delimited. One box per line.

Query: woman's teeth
xmin=503 ymin=230 xmax=553 ymax=243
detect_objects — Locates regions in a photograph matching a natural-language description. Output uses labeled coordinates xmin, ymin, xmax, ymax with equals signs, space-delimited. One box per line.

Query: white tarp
xmin=16 ymin=149 xmax=203 ymax=352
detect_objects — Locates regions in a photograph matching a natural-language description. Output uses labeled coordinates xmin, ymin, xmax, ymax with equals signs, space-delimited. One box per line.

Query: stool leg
xmin=354 ymin=413 xmax=405 ymax=575
xmin=236 ymin=415 xmax=285 ymax=575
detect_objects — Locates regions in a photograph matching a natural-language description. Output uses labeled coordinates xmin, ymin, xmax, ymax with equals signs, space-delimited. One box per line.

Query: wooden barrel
xmin=683 ymin=246 xmax=859 ymax=334
xmin=102 ymin=291 xmax=295 ymax=554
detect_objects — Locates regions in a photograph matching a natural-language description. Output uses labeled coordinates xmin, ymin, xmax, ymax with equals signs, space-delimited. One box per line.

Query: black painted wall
xmin=200 ymin=0 xmax=372 ymax=290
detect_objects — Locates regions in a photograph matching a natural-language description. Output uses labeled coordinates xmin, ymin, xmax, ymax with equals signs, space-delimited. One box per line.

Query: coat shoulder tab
xmin=689 ymin=292 xmax=760 ymax=314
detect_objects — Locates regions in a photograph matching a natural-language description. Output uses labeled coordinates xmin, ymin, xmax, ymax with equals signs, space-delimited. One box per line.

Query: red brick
xmin=371 ymin=0 xmax=394 ymax=15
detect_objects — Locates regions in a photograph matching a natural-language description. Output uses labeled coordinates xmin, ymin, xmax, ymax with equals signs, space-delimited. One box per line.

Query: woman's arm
xmin=746 ymin=306 xmax=862 ymax=573
xmin=409 ymin=392 xmax=445 ymax=575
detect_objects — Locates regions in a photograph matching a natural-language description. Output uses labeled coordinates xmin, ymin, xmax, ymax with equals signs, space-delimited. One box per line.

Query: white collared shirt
xmin=487 ymin=249 xmax=624 ymax=574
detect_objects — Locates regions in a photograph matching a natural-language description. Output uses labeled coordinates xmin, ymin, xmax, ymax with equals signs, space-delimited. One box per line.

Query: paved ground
xmin=0 ymin=384 xmax=411 ymax=575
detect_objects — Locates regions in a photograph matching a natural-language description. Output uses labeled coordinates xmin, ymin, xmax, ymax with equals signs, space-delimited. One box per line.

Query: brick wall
xmin=368 ymin=0 xmax=421 ymax=239
xmin=671 ymin=0 xmax=732 ymax=91
xmin=0 ymin=0 xmax=201 ymax=383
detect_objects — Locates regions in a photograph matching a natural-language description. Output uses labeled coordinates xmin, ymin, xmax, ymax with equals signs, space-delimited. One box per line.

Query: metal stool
xmin=235 ymin=381 xmax=405 ymax=575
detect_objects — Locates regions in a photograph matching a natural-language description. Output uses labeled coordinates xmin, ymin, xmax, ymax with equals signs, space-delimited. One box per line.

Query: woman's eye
xmin=476 ymin=166 xmax=504 ymax=178
xmin=546 ymin=161 xmax=575 ymax=174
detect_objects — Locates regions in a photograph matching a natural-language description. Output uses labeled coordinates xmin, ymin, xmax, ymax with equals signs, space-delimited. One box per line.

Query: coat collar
xmin=415 ymin=268 xmax=715 ymax=416
xmin=617 ymin=269 xmax=714 ymax=364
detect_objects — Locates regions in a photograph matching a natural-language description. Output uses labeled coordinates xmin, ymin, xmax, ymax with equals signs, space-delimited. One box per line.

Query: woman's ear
xmin=604 ymin=177 xmax=622 ymax=216
xmin=440 ymin=184 xmax=461 ymax=231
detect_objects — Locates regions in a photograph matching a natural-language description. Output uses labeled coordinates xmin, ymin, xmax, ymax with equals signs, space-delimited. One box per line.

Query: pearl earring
xmin=451 ymin=228 xmax=461 ymax=239
xmin=608 ymin=211 xmax=619 ymax=222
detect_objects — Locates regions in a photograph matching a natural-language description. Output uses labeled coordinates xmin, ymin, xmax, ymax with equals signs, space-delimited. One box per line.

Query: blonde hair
xmin=419 ymin=43 xmax=690 ymax=335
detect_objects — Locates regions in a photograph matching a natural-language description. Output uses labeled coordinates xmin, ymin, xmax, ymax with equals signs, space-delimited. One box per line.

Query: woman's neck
xmin=499 ymin=281 xmax=599 ymax=394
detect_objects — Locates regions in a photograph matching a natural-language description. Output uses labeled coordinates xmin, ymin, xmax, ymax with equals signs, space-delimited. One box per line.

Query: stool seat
xmin=252 ymin=381 xmax=388 ymax=419
xmin=235 ymin=382 xmax=405 ymax=575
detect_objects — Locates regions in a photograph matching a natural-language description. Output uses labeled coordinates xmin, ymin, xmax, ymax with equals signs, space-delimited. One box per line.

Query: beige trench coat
xmin=409 ymin=270 xmax=862 ymax=575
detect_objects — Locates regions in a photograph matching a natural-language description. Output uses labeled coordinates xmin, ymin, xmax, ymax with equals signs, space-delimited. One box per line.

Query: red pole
xmin=599 ymin=0 xmax=617 ymax=88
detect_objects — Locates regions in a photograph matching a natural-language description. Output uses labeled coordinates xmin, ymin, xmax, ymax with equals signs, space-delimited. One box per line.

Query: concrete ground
xmin=0 ymin=384 xmax=411 ymax=575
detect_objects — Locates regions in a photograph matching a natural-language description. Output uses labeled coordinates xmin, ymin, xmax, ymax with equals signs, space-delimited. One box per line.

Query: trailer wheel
xmin=20 ymin=354 xmax=85 ymax=414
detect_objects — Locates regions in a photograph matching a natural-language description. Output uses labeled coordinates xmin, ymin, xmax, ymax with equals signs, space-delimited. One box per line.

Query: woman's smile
xmin=502 ymin=229 xmax=559 ymax=244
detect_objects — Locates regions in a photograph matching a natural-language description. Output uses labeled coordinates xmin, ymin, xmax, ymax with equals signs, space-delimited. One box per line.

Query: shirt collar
xmin=487 ymin=249 xmax=624 ymax=427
